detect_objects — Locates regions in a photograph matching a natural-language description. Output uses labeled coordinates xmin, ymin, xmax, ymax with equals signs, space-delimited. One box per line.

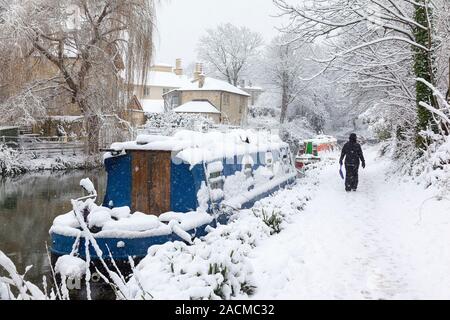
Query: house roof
xmin=139 ymin=99 xmax=165 ymax=114
xmin=173 ymin=100 xmax=221 ymax=114
xmin=167 ymin=77 xmax=251 ymax=97
xmin=146 ymin=71 xmax=191 ymax=88
xmin=129 ymin=70 xmax=191 ymax=88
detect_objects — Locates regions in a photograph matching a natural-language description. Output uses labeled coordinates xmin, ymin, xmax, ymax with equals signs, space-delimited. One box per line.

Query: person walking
xmin=339 ymin=133 xmax=365 ymax=192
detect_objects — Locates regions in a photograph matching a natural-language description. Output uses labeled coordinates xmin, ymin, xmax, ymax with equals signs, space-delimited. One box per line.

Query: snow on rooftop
xmin=242 ymin=85 xmax=263 ymax=91
xmin=173 ymin=101 xmax=220 ymax=114
xmin=139 ymin=99 xmax=165 ymax=114
xmin=129 ymin=69 xmax=191 ymax=88
xmin=108 ymin=129 xmax=288 ymax=166
xmin=170 ymin=77 xmax=251 ymax=97
xmin=154 ymin=62 xmax=173 ymax=68
xmin=146 ymin=71 xmax=190 ymax=88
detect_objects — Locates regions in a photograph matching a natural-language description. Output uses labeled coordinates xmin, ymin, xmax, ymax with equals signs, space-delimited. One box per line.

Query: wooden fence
xmin=1 ymin=135 xmax=84 ymax=156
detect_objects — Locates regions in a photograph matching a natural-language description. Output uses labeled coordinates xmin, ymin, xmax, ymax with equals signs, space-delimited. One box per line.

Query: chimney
xmin=240 ymin=79 xmax=245 ymax=88
xmin=193 ymin=63 xmax=203 ymax=81
xmin=174 ymin=58 xmax=183 ymax=76
xmin=198 ymin=73 xmax=205 ymax=88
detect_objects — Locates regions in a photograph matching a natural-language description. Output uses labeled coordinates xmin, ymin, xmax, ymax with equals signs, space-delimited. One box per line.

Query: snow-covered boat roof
xmin=173 ymin=100 xmax=220 ymax=114
xmin=139 ymin=99 xmax=165 ymax=114
xmin=166 ymin=77 xmax=251 ymax=97
xmin=108 ymin=130 xmax=288 ymax=166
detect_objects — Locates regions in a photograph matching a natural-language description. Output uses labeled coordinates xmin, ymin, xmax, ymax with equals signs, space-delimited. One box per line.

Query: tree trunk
xmin=414 ymin=0 xmax=437 ymax=148
xmin=280 ymin=79 xmax=288 ymax=124
xmin=85 ymin=113 xmax=101 ymax=155
xmin=447 ymin=56 xmax=450 ymax=103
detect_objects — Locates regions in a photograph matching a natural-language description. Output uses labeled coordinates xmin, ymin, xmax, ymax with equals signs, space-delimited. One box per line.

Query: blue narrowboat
xmin=50 ymin=130 xmax=297 ymax=261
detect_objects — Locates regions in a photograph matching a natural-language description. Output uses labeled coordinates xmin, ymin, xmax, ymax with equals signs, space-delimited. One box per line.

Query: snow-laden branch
xmin=417 ymin=78 xmax=450 ymax=124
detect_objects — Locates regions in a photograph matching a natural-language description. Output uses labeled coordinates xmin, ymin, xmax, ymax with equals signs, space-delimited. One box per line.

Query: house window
xmin=222 ymin=93 xmax=230 ymax=106
xmin=171 ymin=94 xmax=180 ymax=108
xmin=143 ymin=86 xmax=150 ymax=97
xmin=239 ymin=97 xmax=246 ymax=114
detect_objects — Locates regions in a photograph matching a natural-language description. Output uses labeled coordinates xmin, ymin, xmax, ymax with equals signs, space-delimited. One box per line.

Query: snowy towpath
xmin=250 ymin=147 xmax=450 ymax=300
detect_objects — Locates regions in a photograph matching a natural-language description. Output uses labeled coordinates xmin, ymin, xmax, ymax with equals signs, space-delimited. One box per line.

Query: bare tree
xmin=274 ymin=0 xmax=449 ymax=149
xmin=0 ymin=0 xmax=155 ymax=154
xmin=264 ymin=36 xmax=304 ymax=124
xmin=197 ymin=23 xmax=263 ymax=86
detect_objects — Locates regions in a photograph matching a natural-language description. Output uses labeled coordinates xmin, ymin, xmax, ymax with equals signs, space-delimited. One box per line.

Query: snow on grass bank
xmin=0 ymin=144 xmax=99 ymax=177
xmin=126 ymin=164 xmax=324 ymax=300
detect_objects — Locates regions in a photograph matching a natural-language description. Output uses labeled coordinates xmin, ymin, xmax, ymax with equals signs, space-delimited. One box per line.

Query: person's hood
xmin=349 ymin=133 xmax=357 ymax=143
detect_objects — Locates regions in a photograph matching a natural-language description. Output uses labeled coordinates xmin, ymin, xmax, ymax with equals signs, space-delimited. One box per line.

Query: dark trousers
xmin=345 ymin=164 xmax=359 ymax=191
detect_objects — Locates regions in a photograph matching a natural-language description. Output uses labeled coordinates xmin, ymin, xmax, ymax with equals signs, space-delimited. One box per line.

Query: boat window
xmin=265 ymin=152 xmax=273 ymax=169
xmin=244 ymin=163 xmax=253 ymax=178
xmin=209 ymin=171 xmax=224 ymax=190
xmin=241 ymin=154 xmax=254 ymax=179
xmin=280 ymin=148 xmax=293 ymax=173
xmin=207 ymin=162 xmax=224 ymax=190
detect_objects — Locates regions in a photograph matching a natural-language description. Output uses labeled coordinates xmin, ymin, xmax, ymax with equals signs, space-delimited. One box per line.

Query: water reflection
xmin=0 ymin=170 xmax=106 ymax=289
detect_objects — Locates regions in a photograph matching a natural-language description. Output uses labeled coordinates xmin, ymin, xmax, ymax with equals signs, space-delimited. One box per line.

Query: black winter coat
xmin=340 ymin=142 xmax=365 ymax=166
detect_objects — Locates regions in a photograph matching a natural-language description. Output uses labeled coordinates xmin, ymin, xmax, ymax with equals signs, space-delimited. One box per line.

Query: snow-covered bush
xmin=279 ymin=117 xmax=315 ymax=155
xmin=0 ymin=250 xmax=47 ymax=300
xmin=248 ymin=104 xmax=280 ymax=119
xmin=127 ymin=166 xmax=319 ymax=300
xmin=0 ymin=144 xmax=97 ymax=177
xmin=0 ymin=144 xmax=26 ymax=176
xmin=359 ymin=105 xmax=392 ymax=141
xmin=144 ymin=112 xmax=215 ymax=135
xmin=252 ymin=208 xmax=283 ymax=235
xmin=410 ymin=134 xmax=450 ymax=194
xmin=126 ymin=214 xmax=268 ymax=300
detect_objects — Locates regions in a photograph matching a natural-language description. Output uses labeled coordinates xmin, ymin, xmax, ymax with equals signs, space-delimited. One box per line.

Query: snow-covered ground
xmin=3 ymin=144 xmax=450 ymax=300
xmin=250 ymin=146 xmax=450 ymax=300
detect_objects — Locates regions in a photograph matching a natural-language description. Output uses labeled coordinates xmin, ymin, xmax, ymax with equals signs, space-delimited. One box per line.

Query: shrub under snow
xmin=0 ymin=144 xmax=26 ymax=176
xmin=126 ymin=167 xmax=319 ymax=300
xmin=0 ymin=143 xmax=93 ymax=177
xmin=127 ymin=213 xmax=270 ymax=300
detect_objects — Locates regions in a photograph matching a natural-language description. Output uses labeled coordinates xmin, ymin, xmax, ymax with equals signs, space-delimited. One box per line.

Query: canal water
xmin=0 ymin=169 xmax=106 ymax=295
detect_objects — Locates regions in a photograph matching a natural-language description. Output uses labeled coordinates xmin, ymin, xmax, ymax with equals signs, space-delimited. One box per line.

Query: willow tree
xmin=0 ymin=0 xmax=154 ymax=154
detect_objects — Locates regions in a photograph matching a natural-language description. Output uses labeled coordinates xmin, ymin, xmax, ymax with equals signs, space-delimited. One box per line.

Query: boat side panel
xmin=50 ymin=223 xmax=214 ymax=260
xmin=170 ymin=162 xmax=198 ymax=212
xmin=102 ymin=154 xmax=132 ymax=208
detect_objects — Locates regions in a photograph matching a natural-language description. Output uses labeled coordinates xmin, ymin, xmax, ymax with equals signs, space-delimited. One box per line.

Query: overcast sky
xmin=154 ymin=0 xmax=284 ymax=67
